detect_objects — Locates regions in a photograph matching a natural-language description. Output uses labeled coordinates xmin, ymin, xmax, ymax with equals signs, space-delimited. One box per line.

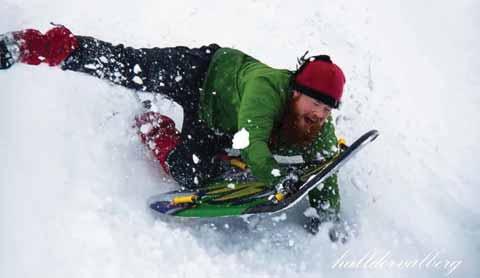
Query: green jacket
xmin=200 ymin=48 xmax=340 ymax=212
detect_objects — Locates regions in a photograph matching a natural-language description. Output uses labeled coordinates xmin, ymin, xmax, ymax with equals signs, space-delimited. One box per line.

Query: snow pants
xmin=62 ymin=36 xmax=232 ymax=187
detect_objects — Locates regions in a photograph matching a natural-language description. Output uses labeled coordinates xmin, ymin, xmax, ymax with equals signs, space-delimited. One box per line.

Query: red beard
xmin=273 ymin=97 xmax=322 ymax=147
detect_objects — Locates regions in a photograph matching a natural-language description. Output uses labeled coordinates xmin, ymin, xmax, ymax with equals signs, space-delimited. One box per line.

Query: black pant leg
xmin=167 ymin=119 xmax=233 ymax=188
xmin=62 ymin=35 xmax=219 ymax=105
xmin=62 ymin=36 xmax=229 ymax=187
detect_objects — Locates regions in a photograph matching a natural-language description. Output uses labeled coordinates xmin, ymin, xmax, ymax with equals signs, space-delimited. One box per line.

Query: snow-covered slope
xmin=1 ymin=0 xmax=479 ymax=277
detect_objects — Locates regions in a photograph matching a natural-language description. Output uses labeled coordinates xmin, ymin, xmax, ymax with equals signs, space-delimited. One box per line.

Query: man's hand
xmin=0 ymin=38 xmax=15 ymax=69
xmin=275 ymin=169 xmax=300 ymax=194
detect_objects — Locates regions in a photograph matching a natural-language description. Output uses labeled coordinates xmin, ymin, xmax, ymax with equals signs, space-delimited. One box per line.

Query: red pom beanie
xmin=292 ymin=55 xmax=345 ymax=109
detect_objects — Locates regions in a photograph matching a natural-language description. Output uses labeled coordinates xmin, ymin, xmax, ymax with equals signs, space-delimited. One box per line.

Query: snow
xmin=1 ymin=1 xmax=479 ymax=278
xmin=232 ymin=128 xmax=250 ymax=149
xmin=272 ymin=213 xmax=288 ymax=222
xmin=132 ymin=75 xmax=143 ymax=85
xmin=303 ymin=207 xmax=319 ymax=218
xmin=147 ymin=140 xmax=156 ymax=150
xmin=271 ymin=168 xmax=281 ymax=177
xmin=84 ymin=63 xmax=98 ymax=70
xmin=139 ymin=122 xmax=153 ymax=134
xmin=99 ymin=56 xmax=109 ymax=64
xmin=192 ymin=154 xmax=200 ymax=164
xmin=133 ymin=64 xmax=142 ymax=74
xmin=288 ymin=240 xmax=295 ymax=247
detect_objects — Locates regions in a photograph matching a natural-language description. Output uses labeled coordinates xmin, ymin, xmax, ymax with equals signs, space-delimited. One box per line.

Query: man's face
xmin=278 ymin=90 xmax=332 ymax=146
xmin=291 ymin=90 xmax=331 ymax=131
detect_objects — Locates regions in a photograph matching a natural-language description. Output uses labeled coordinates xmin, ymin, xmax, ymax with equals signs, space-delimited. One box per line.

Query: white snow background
xmin=1 ymin=0 xmax=479 ymax=277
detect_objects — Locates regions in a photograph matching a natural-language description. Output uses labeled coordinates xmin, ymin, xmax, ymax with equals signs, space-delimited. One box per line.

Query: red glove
xmin=13 ymin=26 xmax=78 ymax=66
xmin=134 ymin=112 xmax=181 ymax=173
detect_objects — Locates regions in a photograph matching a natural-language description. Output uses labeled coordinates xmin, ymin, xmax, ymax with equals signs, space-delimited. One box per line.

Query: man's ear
xmin=293 ymin=90 xmax=301 ymax=98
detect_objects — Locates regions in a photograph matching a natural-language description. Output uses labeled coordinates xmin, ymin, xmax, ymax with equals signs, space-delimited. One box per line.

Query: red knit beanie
xmin=292 ymin=55 xmax=345 ymax=108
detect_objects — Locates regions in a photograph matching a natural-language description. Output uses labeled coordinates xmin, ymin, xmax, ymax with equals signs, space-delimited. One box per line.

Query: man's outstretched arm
xmin=237 ymin=77 xmax=287 ymax=186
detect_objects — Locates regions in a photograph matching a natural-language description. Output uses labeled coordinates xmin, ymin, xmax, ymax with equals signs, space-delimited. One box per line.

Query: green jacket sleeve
xmin=237 ymin=77 xmax=286 ymax=186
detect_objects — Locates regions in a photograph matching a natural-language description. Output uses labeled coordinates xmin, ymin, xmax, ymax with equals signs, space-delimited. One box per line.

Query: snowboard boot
xmin=134 ymin=112 xmax=181 ymax=173
xmin=1 ymin=26 xmax=78 ymax=69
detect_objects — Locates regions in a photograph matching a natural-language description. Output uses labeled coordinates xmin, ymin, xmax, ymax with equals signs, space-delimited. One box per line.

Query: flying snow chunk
xmin=271 ymin=169 xmax=281 ymax=177
xmin=192 ymin=154 xmax=200 ymax=164
xmin=148 ymin=140 xmax=156 ymax=150
xmin=133 ymin=64 xmax=142 ymax=74
xmin=320 ymin=200 xmax=331 ymax=210
xmin=132 ymin=76 xmax=143 ymax=85
xmin=99 ymin=56 xmax=109 ymax=63
xmin=232 ymin=128 xmax=250 ymax=149
xmin=84 ymin=63 xmax=98 ymax=70
xmin=140 ymin=123 xmax=153 ymax=134
xmin=227 ymin=183 xmax=235 ymax=189
xmin=175 ymin=75 xmax=183 ymax=82
xmin=303 ymin=207 xmax=319 ymax=218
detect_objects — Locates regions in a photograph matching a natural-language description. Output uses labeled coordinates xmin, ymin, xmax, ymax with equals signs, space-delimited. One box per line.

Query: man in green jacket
xmin=1 ymin=26 xmax=345 ymax=233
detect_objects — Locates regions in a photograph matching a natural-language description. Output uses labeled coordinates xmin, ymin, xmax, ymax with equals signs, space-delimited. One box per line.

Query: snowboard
xmin=148 ymin=129 xmax=379 ymax=218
